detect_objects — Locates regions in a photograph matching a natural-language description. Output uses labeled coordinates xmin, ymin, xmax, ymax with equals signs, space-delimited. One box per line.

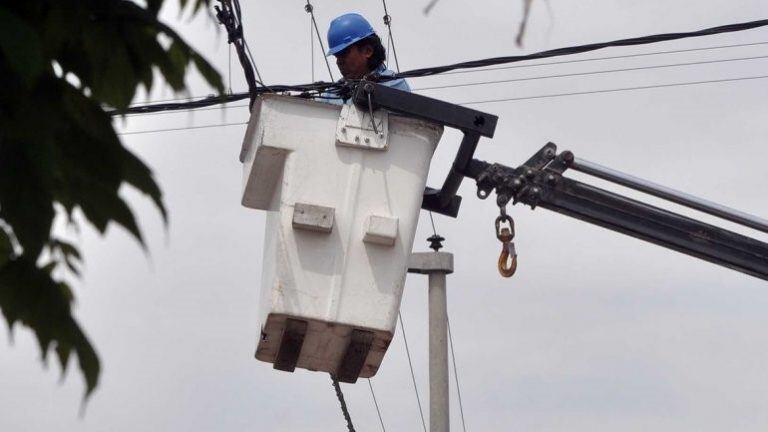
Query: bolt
xmin=364 ymin=137 xmax=370 ymax=143
xmin=544 ymin=148 xmax=555 ymax=158
xmin=546 ymin=174 xmax=558 ymax=185
xmin=525 ymin=168 xmax=535 ymax=178
xmin=341 ymin=127 xmax=347 ymax=133
xmin=355 ymin=136 xmax=360 ymax=142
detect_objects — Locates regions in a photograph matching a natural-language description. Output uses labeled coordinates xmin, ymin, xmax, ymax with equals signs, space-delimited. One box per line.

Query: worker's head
xmin=327 ymin=13 xmax=386 ymax=79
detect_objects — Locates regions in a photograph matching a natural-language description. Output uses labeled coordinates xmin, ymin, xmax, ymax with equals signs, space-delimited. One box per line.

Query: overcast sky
xmin=2 ymin=1 xmax=768 ymax=431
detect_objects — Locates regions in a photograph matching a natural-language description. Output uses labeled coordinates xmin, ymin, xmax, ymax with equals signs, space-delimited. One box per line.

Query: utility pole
xmin=409 ymin=239 xmax=454 ymax=432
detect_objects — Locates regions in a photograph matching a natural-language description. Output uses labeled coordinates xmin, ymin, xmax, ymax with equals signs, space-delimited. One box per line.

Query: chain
xmin=495 ymin=206 xmax=518 ymax=277
xmin=331 ymin=375 xmax=356 ymax=432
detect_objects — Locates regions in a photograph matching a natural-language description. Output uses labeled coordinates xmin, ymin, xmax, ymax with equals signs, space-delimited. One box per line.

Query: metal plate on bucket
xmin=335 ymin=103 xmax=389 ymax=150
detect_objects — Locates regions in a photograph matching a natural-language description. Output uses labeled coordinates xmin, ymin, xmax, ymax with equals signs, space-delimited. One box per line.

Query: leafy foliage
xmin=0 ymin=0 xmax=223 ymax=399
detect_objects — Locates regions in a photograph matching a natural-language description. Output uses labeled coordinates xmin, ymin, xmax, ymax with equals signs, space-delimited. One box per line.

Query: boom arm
xmin=352 ymin=82 xmax=768 ymax=281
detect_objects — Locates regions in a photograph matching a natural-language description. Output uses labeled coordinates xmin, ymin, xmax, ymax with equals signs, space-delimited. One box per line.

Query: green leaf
xmin=120 ymin=150 xmax=168 ymax=223
xmin=0 ymin=257 xmax=100 ymax=396
xmin=0 ymin=135 xmax=56 ymax=259
xmin=77 ymin=183 xmax=145 ymax=248
xmin=0 ymin=8 xmax=45 ymax=84
xmin=0 ymin=227 xmax=12 ymax=268
xmin=0 ymin=0 xmax=221 ymax=402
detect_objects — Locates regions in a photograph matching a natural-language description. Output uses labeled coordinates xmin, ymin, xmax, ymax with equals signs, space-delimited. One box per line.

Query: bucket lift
xmin=240 ymin=82 xmax=768 ymax=383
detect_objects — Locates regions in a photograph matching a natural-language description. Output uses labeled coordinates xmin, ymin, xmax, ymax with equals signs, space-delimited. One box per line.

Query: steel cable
xmin=305 ymin=1 xmax=335 ymax=81
xmin=331 ymin=375 xmax=356 ymax=432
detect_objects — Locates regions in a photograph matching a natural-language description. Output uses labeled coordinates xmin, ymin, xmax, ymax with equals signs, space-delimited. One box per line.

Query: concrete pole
xmin=408 ymin=251 xmax=454 ymax=432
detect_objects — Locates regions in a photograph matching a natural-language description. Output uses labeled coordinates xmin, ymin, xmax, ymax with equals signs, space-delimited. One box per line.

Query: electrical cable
xmin=457 ymin=74 xmax=768 ymax=105
xmin=124 ymin=40 xmax=768 ymax=109
xmin=122 ymin=102 xmax=249 ymax=118
xmin=439 ymin=40 xmax=768 ymax=76
xmin=310 ymin=12 xmax=315 ymax=82
xmin=367 ymin=379 xmax=387 ymax=432
xmin=381 ymin=0 xmax=401 ymax=72
xmin=215 ymin=0 xmax=261 ymax=109
xmin=115 ymin=19 xmax=768 ymax=116
xmin=392 ymin=18 xmax=768 ymax=79
xmin=117 ymin=121 xmax=247 ymax=136
xmin=447 ymin=318 xmax=468 ymax=432
xmin=243 ymin=40 xmax=266 ymax=84
xmin=398 ymin=312 xmax=428 ymax=432
xmin=115 ymin=72 xmax=766 ymax=133
xmin=413 ymin=54 xmax=768 ymax=91
xmin=110 ymin=82 xmax=343 ymax=116
xmin=305 ymin=1 xmax=335 ymax=81
xmin=331 ymin=375 xmax=356 ymax=432
xmin=227 ymin=45 xmax=232 ymax=94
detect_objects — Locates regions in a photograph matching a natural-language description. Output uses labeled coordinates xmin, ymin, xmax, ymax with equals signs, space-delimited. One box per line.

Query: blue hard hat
xmin=326 ymin=13 xmax=375 ymax=56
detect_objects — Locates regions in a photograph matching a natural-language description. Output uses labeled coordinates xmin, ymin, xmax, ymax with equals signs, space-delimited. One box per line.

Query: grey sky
xmin=2 ymin=1 xmax=768 ymax=431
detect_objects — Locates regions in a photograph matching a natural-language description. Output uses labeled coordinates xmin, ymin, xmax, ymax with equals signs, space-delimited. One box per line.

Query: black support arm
xmin=353 ymin=82 xmax=498 ymax=217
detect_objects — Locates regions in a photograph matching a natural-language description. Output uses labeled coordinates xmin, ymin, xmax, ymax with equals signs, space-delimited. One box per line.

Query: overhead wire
xmin=381 ymin=9 xmax=435 ymax=432
xmin=447 ymin=318 xmax=467 ymax=432
xmin=457 ymin=74 xmax=768 ymax=105
xmin=398 ymin=312 xmax=428 ymax=432
xmin=214 ymin=0 xmax=263 ymax=109
xmin=115 ymin=18 xmax=768 ymax=116
xmin=117 ymin=121 xmax=247 ymax=136
xmin=118 ymin=50 xmax=768 ymax=118
xmin=305 ymin=1 xmax=335 ymax=81
xmin=123 ymin=39 xmax=768 ymax=109
xmin=439 ymin=40 xmax=768 ymax=76
xmin=381 ymin=0 xmax=401 ymax=72
xmin=113 ymin=72 xmax=767 ymax=135
xmin=310 ymin=10 xmax=315 ymax=82
xmin=367 ymin=379 xmax=387 ymax=432
xmin=392 ymin=18 xmax=768 ymax=79
xmin=413 ymin=54 xmax=768 ymax=92
xmin=122 ymin=102 xmax=250 ymax=118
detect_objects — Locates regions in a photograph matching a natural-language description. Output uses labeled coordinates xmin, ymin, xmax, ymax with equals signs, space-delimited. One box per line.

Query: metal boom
xmin=353 ymin=82 xmax=768 ymax=281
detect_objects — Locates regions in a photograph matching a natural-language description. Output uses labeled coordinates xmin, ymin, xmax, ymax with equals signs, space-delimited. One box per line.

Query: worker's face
xmin=334 ymin=43 xmax=373 ymax=79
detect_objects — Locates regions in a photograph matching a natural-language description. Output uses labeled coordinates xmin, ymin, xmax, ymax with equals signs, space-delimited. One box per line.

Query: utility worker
xmin=323 ymin=13 xmax=410 ymax=103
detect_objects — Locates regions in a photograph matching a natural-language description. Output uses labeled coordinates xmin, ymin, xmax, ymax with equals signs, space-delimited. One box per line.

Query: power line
xmin=115 ymin=71 xmax=767 ymax=125
xmin=458 ymin=74 xmax=768 ymax=105
xmin=413 ymin=54 xmax=768 ymax=91
xmin=398 ymin=311 xmax=428 ymax=432
xmin=122 ymin=40 xmax=768 ymax=109
xmin=381 ymin=0 xmax=401 ymax=73
xmin=117 ymin=18 xmax=768 ymax=116
xmin=120 ymin=104 xmax=246 ymax=119
xmin=447 ymin=318 xmax=468 ymax=432
xmin=439 ymin=40 xmax=768 ymax=76
xmin=394 ymin=18 xmax=768 ymax=79
xmin=117 ymin=121 xmax=247 ymax=136
xmin=310 ymin=11 xmax=315 ymax=82
xmin=367 ymin=379 xmax=387 ymax=432
xmin=305 ymin=1 xmax=335 ymax=81
xmin=122 ymin=102 xmax=250 ymax=118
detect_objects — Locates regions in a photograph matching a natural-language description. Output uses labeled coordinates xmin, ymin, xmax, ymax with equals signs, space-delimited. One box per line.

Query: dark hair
xmin=354 ymin=34 xmax=387 ymax=72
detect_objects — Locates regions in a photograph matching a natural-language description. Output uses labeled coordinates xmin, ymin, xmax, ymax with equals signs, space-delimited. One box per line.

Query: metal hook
xmin=495 ymin=212 xmax=517 ymax=278
xmin=497 ymin=231 xmax=518 ymax=278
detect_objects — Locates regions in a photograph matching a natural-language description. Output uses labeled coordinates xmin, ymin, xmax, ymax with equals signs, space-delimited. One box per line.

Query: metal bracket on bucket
xmin=336 ymin=103 xmax=389 ymax=150
xmin=353 ymin=81 xmax=498 ymax=217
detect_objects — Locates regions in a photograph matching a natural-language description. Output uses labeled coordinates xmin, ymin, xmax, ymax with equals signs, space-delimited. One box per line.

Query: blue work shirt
xmin=321 ymin=63 xmax=410 ymax=104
